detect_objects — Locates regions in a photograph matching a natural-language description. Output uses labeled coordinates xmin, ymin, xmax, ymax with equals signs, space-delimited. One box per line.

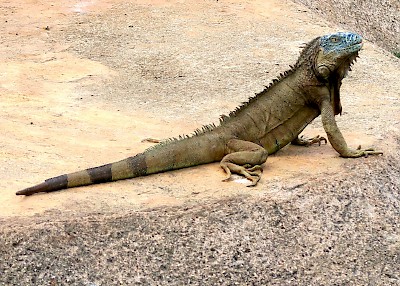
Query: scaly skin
xmin=16 ymin=32 xmax=382 ymax=196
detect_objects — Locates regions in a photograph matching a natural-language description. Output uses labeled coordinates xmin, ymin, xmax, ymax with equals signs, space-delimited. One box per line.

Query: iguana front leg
xmin=320 ymin=99 xmax=382 ymax=157
xmin=220 ymin=139 xmax=268 ymax=186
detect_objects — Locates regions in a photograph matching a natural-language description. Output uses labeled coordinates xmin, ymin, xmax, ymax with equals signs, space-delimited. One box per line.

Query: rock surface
xmin=0 ymin=0 xmax=399 ymax=285
xmin=293 ymin=0 xmax=400 ymax=52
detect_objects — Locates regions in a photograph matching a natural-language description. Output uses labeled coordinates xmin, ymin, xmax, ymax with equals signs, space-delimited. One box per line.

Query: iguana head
xmin=316 ymin=32 xmax=362 ymax=79
xmin=309 ymin=32 xmax=363 ymax=115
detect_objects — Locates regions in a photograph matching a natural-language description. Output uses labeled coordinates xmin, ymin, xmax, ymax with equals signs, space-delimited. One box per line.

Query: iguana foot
xmin=292 ymin=135 xmax=327 ymax=146
xmin=221 ymin=164 xmax=262 ymax=185
xmin=220 ymin=139 xmax=268 ymax=187
xmin=340 ymin=146 xmax=383 ymax=158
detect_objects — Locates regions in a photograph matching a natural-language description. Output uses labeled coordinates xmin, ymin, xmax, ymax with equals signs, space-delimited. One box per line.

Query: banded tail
xmin=16 ymin=132 xmax=227 ymax=196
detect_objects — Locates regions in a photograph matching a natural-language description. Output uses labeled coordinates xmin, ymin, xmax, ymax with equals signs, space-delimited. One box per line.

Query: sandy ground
xmin=1 ymin=0 xmax=398 ymax=218
xmin=0 ymin=0 xmax=399 ymax=285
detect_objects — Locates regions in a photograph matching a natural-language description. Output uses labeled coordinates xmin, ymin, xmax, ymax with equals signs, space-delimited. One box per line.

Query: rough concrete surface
xmin=293 ymin=0 xmax=400 ymax=52
xmin=0 ymin=0 xmax=399 ymax=285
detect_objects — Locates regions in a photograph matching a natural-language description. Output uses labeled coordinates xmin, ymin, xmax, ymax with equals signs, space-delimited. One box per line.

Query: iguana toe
xmin=292 ymin=135 xmax=327 ymax=146
xmin=246 ymin=165 xmax=263 ymax=172
xmin=341 ymin=147 xmax=383 ymax=158
xmin=246 ymin=175 xmax=261 ymax=187
xmin=362 ymin=150 xmax=383 ymax=157
xmin=303 ymin=135 xmax=327 ymax=146
xmin=312 ymin=135 xmax=327 ymax=146
xmin=222 ymin=175 xmax=233 ymax=182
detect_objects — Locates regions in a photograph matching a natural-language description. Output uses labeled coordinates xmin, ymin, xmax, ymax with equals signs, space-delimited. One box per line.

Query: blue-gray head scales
xmin=316 ymin=32 xmax=363 ymax=79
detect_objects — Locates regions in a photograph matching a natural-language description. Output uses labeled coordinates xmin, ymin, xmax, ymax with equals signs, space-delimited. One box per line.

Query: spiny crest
xmin=295 ymin=36 xmax=321 ymax=66
xmin=192 ymin=123 xmax=217 ymax=135
xmin=144 ymin=123 xmax=218 ymax=152
xmin=221 ymin=66 xmax=296 ymax=121
xmin=145 ymin=61 xmax=299 ymax=152
xmin=146 ymin=37 xmax=321 ymax=152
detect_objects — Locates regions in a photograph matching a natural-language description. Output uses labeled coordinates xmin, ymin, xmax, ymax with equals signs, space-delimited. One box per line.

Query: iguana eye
xmin=330 ymin=37 xmax=338 ymax=43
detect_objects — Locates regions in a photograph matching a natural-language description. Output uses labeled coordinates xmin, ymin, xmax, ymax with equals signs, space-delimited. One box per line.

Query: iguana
xmin=16 ymin=32 xmax=382 ymax=196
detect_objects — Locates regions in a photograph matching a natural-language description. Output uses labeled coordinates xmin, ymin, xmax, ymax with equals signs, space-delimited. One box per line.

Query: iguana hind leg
xmin=220 ymin=139 xmax=268 ymax=186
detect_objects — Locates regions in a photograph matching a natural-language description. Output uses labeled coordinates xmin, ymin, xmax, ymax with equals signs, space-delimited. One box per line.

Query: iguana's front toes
xmin=295 ymin=135 xmax=327 ymax=146
xmin=319 ymin=136 xmax=328 ymax=145
xmin=363 ymin=150 xmax=383 ymax=157
xmin=342 ymin=147 xmax=383 ymax=158
xmin=309 ymin=135 xmax=327 ymax=146
xmin=355 ymin=146 xmax=383 ymax=157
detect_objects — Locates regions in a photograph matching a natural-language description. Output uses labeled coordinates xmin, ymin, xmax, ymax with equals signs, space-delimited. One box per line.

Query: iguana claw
xmin=307 ymin=135 xmax=327 ymax=146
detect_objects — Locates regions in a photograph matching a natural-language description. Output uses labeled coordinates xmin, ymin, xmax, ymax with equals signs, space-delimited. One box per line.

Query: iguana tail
xmin=16 ymin=133 xmax=226 ymax=196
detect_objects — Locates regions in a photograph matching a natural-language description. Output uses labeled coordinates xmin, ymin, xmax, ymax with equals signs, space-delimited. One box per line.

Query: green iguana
xmin=16 ymin=32 xmax=382 ymax=196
